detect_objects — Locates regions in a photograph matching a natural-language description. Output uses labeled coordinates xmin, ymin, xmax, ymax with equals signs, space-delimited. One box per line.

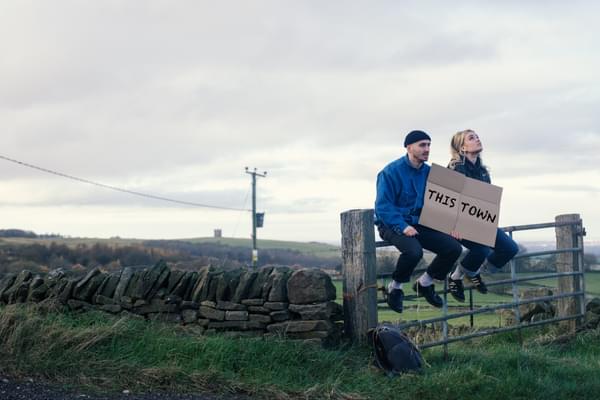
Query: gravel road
xmin=0 ymin=375 xmax=251 ymax=400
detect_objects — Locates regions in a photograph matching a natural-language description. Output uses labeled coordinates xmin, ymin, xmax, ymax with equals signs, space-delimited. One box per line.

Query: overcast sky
xmin=1 ymin=1 xmax=599 ymax=245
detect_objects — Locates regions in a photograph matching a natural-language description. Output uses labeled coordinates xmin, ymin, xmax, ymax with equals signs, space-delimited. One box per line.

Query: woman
xmin=446 ymin=129 xmax=519 ymax=302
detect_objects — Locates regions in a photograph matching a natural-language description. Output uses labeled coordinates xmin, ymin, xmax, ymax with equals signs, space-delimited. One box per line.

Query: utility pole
xmin=245 ymin=167 xmax=267 ymax=267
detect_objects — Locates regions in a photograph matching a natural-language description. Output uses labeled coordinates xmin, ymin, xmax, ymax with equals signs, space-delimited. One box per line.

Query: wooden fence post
xmin=340 ymin=209 xmax=378 ymax=343
xmin=555 ymin=213 xmax=584 ymax=332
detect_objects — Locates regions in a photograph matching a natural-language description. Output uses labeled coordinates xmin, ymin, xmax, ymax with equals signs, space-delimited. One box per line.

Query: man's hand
xmin=450 ymin=230 xmax=462 ymax=240
xmin=403 ymin=226 xmax=419 ymax=237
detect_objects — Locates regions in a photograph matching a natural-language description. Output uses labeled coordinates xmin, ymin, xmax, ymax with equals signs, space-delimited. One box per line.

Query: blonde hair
xmin=449 ymin=129 xmax=488 ymax=171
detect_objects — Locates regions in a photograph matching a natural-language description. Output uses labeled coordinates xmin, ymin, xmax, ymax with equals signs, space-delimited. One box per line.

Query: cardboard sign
xmin=419 ymin=164 xmax=502 ymax=247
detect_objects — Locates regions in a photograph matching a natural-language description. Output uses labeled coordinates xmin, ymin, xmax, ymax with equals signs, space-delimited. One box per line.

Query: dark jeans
xmin=460 ymin=228 xmax=519 ymax=273
xmin=378 ymin=224 xmax=462 ymax=283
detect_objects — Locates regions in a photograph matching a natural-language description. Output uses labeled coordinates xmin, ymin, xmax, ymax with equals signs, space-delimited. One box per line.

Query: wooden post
xmin=340 ymin=209 xmax=378 ymax=344
xmin=555 ymin=213 xmax=583 ymax=332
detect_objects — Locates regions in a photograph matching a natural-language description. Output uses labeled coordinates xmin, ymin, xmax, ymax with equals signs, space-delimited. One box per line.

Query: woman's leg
xmin=486 ymin=229 xmax=519 ymax=270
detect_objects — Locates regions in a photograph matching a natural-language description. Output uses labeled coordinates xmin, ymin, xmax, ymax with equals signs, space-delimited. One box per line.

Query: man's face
xmin=407 ymin=139 xmax=431 ymax=162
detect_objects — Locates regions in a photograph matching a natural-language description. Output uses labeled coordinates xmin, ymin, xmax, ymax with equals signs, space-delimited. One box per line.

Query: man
xmin=374 ymin=130 xmax=462 ymax=313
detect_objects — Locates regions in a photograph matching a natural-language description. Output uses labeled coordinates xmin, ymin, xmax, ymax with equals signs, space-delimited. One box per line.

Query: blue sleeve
xmin=375 ymin=170 xmax=409 ymax=233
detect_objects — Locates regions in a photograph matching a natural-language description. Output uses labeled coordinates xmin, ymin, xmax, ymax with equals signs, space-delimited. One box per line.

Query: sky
xmin=1 ymin=1 xmax=599 ymax=245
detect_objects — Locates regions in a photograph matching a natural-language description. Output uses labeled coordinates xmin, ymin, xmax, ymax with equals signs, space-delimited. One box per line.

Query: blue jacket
xmin=448 ymin=155 xmax=491 ymax=184
xmin=374 ymin=155 xmax=430 ymax=233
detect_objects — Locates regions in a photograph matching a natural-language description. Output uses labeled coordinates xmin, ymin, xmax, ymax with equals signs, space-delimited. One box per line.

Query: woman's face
xmin=462 ymin=131 xmax=482 ymax=154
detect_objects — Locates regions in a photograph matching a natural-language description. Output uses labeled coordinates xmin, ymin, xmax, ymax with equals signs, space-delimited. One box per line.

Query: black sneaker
xmin=412 ymin=281 xmax=443 ymax=308
xmin=467 ymin=274 xmax=488 ymax=294
xmin=387 ymin=288 xmax=404 ymax=313
xmin=448 ymin=278 xmax=465 ymax=302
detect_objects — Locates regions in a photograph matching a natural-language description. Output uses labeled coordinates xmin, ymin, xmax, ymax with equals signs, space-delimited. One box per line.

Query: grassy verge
xmin=2 ymin=303 xmax=600 ymax=399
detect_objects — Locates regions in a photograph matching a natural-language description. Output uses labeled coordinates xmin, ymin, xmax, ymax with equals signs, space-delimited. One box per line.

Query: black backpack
xmin=369 ymin=323 xmax=424 ymax=375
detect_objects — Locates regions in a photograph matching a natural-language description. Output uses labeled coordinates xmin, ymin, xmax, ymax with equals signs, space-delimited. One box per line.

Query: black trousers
xmin=378 ymin=224 xmax=462 ymax=283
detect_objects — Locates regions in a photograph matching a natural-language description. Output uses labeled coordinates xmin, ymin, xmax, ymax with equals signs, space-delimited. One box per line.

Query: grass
xmin=1 ymin=303 xmax=600 ymax=399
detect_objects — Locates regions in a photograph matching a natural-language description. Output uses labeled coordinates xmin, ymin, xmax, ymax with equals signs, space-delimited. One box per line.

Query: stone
xmin=165 ymin=295 xmax=182 ymax=305
xmin=99 ymin=273 xmax=121 ymax=299
xmin=147 ymin=264 xmax=171 ymax=300
xmin=225 ymin=311 xmax=249 ymax=321
xmin=217 ymin=301 xmax=247 ymax=311
xmin=197 ymin=318 xmax=210 ymax=328
xmin=183 ymin=272 xmax=199 ymax=301
xmin=114 ymin=267 xmax=133 ymax=301
xmin=266 ymin=267 xmax=292 ymax=302
xmin=198 ymin=306 xmax=225 ymax=321
xmin=270 ymin=310 xmax=291 ymax=322
xmin=223 ymin=269 xmax=243 ymax=301
xmin=100 ymin=304 xmax=123 ymax=314
xmin=289 ymin=301 xmax=343 ymax=320
xmin=3 ymin=270 xmax=32 ymax=303
xmin=264 ymin=302 xmax=288 ymax=311
xmin=0 ymin=273 xmax=17 ymax=303
xmin=241 ymin=299 xmax=265 ymax=306
xmin=200 ymin=300 xmax=217 ymax=308
xmin=167 ymin=270 xmax=186 ymax=293
xmin=519 ymin=288 xmax=555 ymax=322
xmin=180 ymin=301 xmax=199 ymax=310
xmin=47 ymin=268 xmax=66 ymax=281
xmin=191 ymin=267 xmax=213 ymax=303
xmin=132 ymin=261 xmax=170 ymax=300
xmin=267 ymin=320 xmax=333 ymax=334
xmin=120 ymin=296 xmax=134 ymax=310
xmin=74 ymin=267 xmax=101 ymax=292
xmin=134 ymin=299 xmax=147 ymax=307
xmin=247 ymin=266 xmax=274 ymax=299
xmin=496 ymin=309 xmax=517 ymax=326
xmin=232 ymin=271 xmax=258 ymax=303
xmin=182 ymin=309 xmax=199 ymax=324
xmin=248 ymin=306 xmax=270 ymax=314
xmin=206 ymin=271 xmax=222 ymax=302
xmin=67 ymin=299 xmax=94 ymax=311
xmin=123 ymin=272 xmax=141 ymax=299
xmin=75 ymin=273 xmax=106 ymax=303
xmin=95 ymin=295 xmax=118 ymax=305
xmin=57 ymin=280 xmax=77 ymax=304
xmin=134 ymin=299 xmax=178 ymax=315
xmin=249 ymin=314 xmax=272 ymax=324
xmin=170 ymin=272 xmax=193 ymax=299
xmin=26 ymin=276 xmax=47 ymax=302
xmin=287 ymin=269 xmax=336 ymax=305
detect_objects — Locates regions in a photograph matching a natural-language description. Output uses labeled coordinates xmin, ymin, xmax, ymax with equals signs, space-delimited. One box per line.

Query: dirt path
xmin=0 ymin=375 xmax=251 ymax=400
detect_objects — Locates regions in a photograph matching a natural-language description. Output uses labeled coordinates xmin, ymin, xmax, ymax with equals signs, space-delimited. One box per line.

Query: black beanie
xmin=404 ymin=130 xmax=431 ymax=147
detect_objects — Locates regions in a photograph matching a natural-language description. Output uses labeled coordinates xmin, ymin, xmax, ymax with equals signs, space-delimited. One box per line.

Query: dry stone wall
xmin=0 ymin=261 xmax=343 ymax=345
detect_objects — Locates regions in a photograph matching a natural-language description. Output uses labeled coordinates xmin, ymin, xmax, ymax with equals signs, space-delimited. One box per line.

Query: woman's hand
xmin=450 ymin=230 xmax=462 ymax=240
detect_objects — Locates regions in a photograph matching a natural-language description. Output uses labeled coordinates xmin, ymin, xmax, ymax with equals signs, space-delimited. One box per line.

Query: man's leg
xmin=378 ymin=225 xmax=423 ymax=312
xmin=415 ymin=225 xmax=463 ymax=280
xmin=378 ymin=225 xmax=423 ymax=283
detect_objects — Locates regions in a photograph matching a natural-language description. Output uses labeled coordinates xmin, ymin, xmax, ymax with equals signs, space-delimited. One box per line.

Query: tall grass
xmin=1 ymin=302 xmax=600 ymax=399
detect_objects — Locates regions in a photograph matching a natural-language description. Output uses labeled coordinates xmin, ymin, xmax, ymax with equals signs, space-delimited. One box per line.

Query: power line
xmin=0 ymin=154 xmax=251 ymax=212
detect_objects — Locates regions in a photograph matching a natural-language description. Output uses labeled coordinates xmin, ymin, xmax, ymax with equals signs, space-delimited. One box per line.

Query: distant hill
xmin=0 ymin=235 xmax=341 ymax=277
